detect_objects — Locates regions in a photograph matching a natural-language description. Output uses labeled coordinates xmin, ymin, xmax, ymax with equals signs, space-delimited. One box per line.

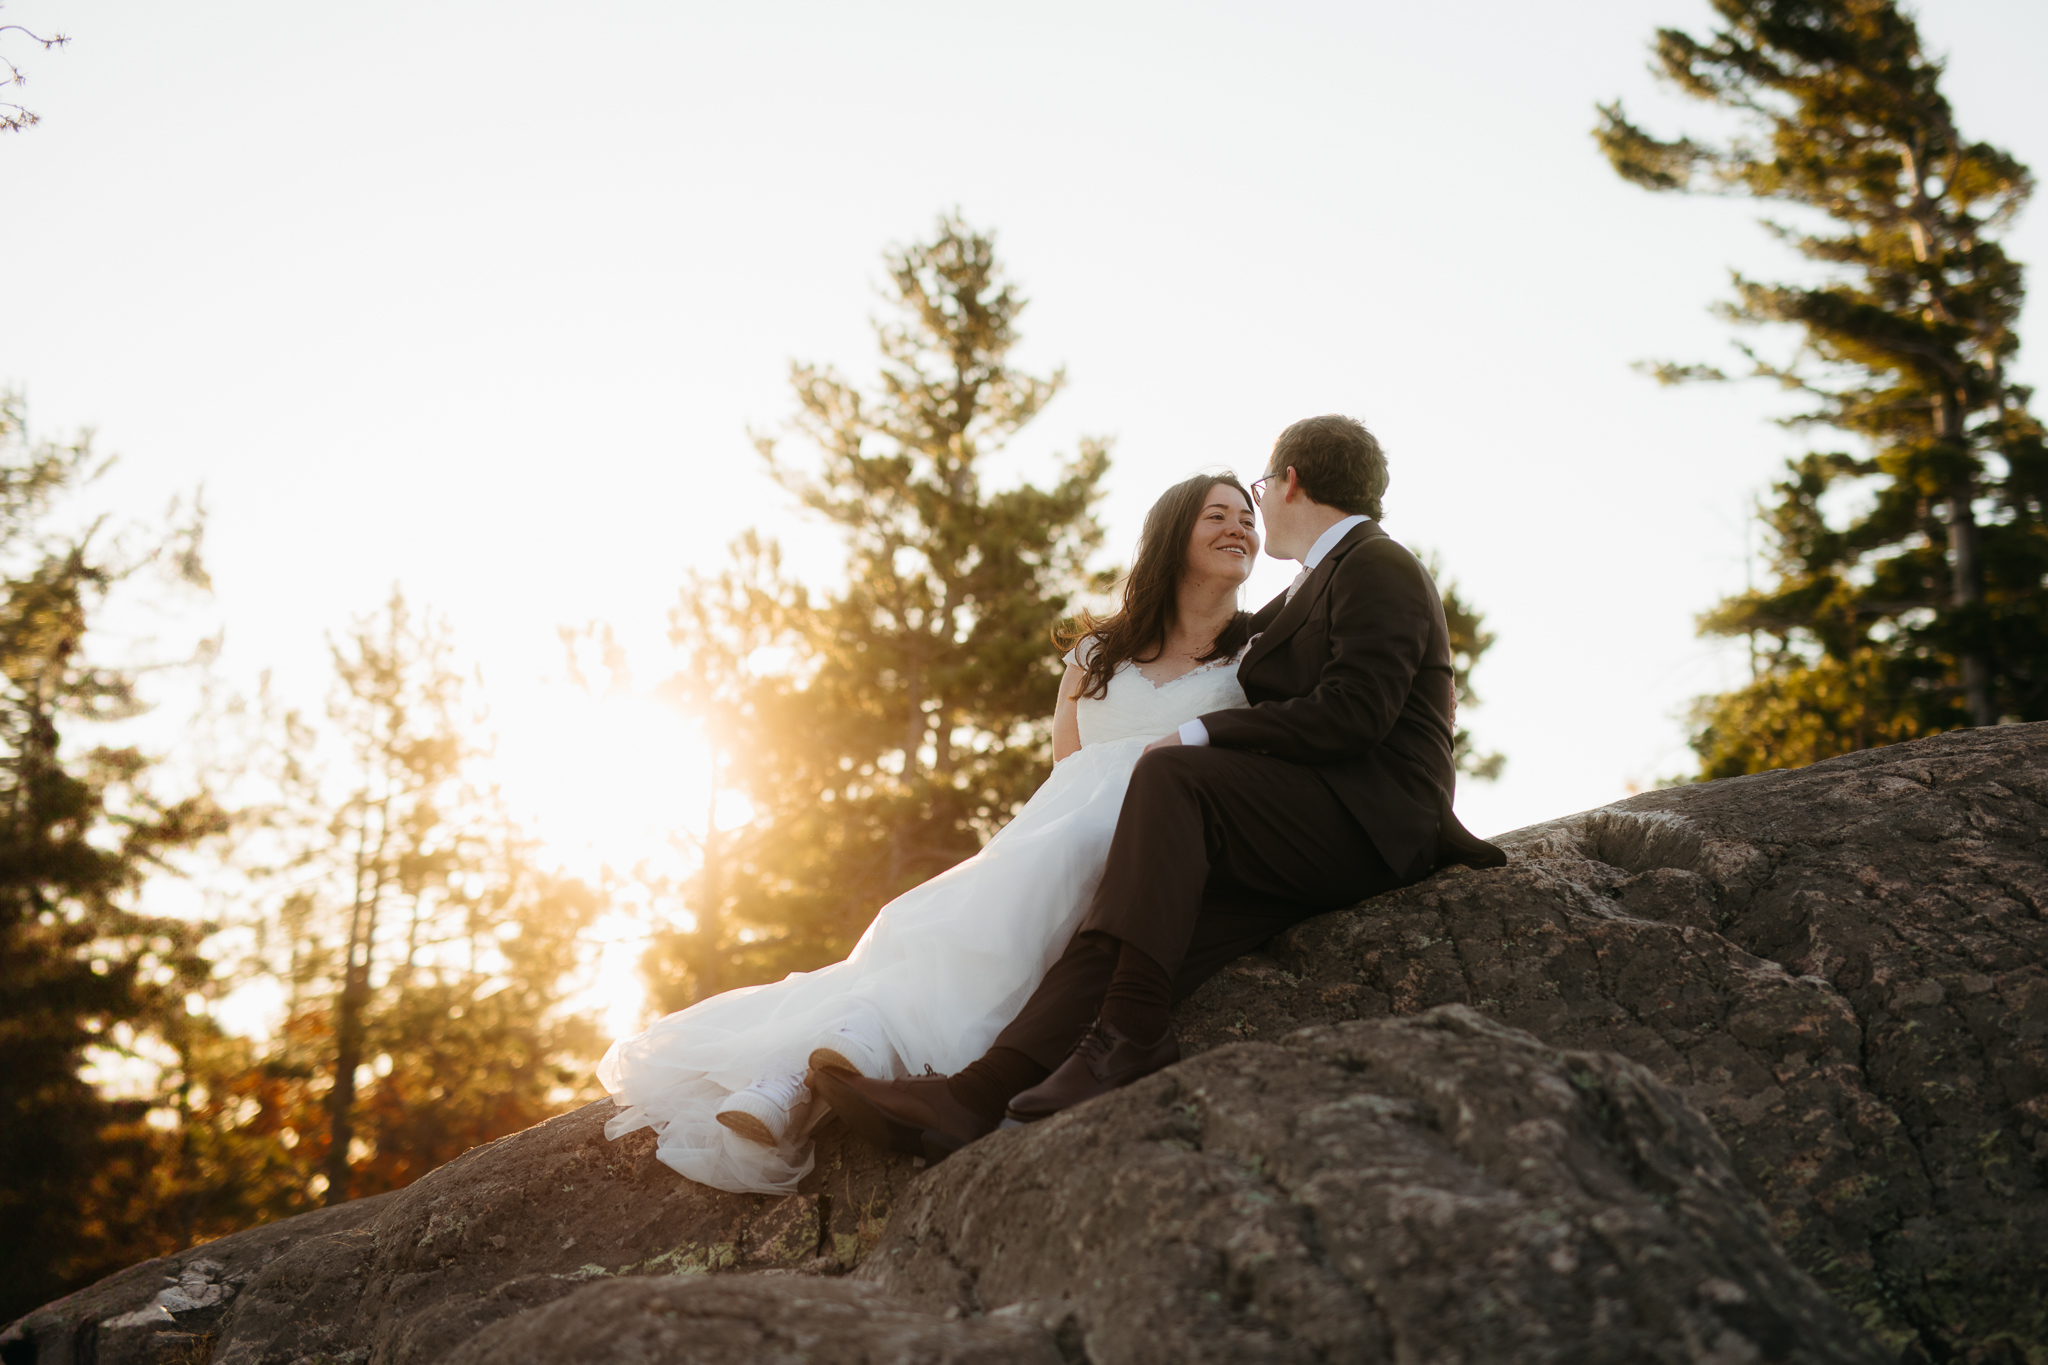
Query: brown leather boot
xmin=1004 ymin=1019 xmax=1180 ymax=1123
xmin=811 ymin=1068 xmax=995 ymax=1163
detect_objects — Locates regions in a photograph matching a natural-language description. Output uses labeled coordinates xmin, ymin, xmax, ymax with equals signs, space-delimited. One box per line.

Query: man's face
xmin=1253 ymin=457 xmax=1305 ymax=559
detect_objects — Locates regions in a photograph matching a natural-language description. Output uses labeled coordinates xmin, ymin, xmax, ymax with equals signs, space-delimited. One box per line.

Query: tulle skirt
xmin=598 ymin=734 xmax=1151 ymax=1195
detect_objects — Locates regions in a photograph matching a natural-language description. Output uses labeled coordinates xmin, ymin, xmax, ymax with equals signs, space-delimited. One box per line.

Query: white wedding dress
xmin=598 ymin=648 xmax=1248 ymax=1195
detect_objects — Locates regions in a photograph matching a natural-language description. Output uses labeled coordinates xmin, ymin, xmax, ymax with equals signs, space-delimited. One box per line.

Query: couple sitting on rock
xmin=599 ymin=414 xmax=1505 ymax=1195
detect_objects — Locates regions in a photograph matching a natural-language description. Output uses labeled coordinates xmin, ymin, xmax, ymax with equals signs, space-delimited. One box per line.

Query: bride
xmin=599 ymin=472 xmax=1261 ymax=1195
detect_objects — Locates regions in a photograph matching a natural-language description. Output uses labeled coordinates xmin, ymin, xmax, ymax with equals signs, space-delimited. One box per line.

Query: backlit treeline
xmin=0 ymin=399 xmax=224 ymax=1318
xmin=213 ymin=592 xmax=604 ymax=1214
xmin=0 ymin=414 xmax=604 ymax=1321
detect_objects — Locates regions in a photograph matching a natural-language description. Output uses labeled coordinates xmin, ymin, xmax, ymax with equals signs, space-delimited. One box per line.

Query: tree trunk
xmin=888 ymin=658 xmax=929 ymax=889
xmin=695 ymin=756 xmax=723 ymax=1001
xmin=902 ymin=660 xmax=927 ymax=776
xmin=324 ymin=937 xmax=369 ymax=1205
xmin=327 ymin=814 xmax=385 ymax=1207
xmin=1948 ymin=483 xmax=1996 ymax=726
xmin=1940 ymin=380 xmax=1995 ymax=727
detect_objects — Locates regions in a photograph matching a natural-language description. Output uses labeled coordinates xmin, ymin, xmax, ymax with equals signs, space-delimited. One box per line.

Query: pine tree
xmin=44 ymin=640 xmax=608 ymax=1271
xmin=312 ymin=591 xmax=475 ymax=1203
xmin=647 ymin=216 xmax=1112 ymax=1006
xmin=0 ymin=394 xmax=225 ymax=1322
xmin=296 ymin=594 xmax=603 ymax=1203
xmin=1597 ymin=0 xmax=2047 ymax=777
xmin=1420 ymin=552 xmax=1505 ymax=783
xmin=163 ymin=594 xmax=604 ymax=1213
xmin=341 ymin=830 xmax=602 ymax=1197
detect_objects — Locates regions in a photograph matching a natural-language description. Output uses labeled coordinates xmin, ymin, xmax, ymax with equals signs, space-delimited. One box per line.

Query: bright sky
xmin=5 ymin=2 xmax=2045 ymax=1036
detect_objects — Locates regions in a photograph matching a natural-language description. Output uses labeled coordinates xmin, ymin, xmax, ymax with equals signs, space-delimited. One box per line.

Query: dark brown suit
xmin=990 ymin=520 xmax=1505 ymax=1069
xmin=1205 ymin=518 xmax=1502 ymax=879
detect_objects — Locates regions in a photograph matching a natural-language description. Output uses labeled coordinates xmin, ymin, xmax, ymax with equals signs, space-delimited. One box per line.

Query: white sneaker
xmin=807 ymin=1015 xmax=900 ymax=1079
xmin=714 ymin=1072 xmax=812 ymax=1147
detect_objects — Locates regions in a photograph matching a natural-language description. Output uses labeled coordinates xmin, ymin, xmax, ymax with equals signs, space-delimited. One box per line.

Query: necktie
xmin=1285 ymin=567 xmax=1309 ymax=603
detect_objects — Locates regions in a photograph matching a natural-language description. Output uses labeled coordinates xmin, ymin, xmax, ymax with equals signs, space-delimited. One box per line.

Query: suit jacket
xmin=1199 ymin=520 xmax=1507 ymax=880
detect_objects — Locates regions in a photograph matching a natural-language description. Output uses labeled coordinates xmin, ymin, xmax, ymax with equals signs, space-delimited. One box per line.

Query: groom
xmin=816 ymin=414 xmax=1506 ymax=1159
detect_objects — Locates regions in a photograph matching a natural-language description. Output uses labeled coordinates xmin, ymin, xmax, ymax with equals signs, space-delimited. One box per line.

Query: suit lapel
xmin=1238 ymin=521 xmax=1386 ymax=675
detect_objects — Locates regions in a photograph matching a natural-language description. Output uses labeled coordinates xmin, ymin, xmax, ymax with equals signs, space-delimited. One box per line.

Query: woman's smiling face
xmin=1185 ymin=482 xmax=1259 ymax=585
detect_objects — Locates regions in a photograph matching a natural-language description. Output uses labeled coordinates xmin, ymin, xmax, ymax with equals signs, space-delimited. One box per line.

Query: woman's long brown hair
xmin=1056 ymin=472 xmax=1255 ymax=701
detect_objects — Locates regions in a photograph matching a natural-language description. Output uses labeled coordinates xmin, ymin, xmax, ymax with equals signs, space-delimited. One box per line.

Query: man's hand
xmin=1142 ymin=732 xmax=1185 ymax=755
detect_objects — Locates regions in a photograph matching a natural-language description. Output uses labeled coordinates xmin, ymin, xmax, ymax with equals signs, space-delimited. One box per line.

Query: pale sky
xmin=5 ymin=1 xmax=2044 ymax=902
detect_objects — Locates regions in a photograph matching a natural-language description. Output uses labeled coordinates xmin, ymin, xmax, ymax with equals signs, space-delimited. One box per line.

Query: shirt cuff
xmin=1178 ymin=718 xmax=1211 ymax=747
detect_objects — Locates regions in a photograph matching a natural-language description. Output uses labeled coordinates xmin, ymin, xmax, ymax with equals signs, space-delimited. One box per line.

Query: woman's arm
xmin=1052 ymin=662 xmax=1084 ymax=761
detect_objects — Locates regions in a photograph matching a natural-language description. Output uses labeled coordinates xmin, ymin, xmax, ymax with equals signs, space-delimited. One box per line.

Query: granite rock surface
xmin=5 ymin=723 xmax=2042 ymax=1364
xmin=1174 ymin=723 xmax=2048 ymax=1361
xmin=861 ymin=1006 xmax=1889 ymax=1365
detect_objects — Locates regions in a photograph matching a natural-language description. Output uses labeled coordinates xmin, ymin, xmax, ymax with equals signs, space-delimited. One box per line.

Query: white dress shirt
xmin=1176 ymin=514 xmax=1370 ymax=747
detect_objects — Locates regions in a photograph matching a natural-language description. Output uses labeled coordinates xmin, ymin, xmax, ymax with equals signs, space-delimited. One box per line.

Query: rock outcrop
xmin=861 ymin=1007 xmax=1886 ymax=1364
xmin=9 ymin=1113 xmax=924 ymax=1365
xmin=1173 ymin=723 xmax=2047 ymax=1362
xmin=5 ymin=724 xmax=2043 ymax=1364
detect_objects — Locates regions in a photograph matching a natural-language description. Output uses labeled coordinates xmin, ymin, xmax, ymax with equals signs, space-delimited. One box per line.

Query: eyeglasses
xmin=1250 ymin=469 xmax=1290 ymax=504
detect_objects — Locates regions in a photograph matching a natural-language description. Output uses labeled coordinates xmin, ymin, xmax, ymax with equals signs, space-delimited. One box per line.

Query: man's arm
xmin=1144 ymin=584 xmax=1292 ymax=752
xmin=1197 ymin=545 xmax=1435 ymax=763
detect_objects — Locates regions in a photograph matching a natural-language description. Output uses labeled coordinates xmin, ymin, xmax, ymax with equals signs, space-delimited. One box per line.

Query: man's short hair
xmin=1268 ymin=415 xmax=1387 ymax=519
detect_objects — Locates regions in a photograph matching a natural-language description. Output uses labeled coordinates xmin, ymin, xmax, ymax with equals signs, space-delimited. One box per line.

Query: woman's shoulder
xmin=1062 ymin=634 xmax=1102 ymax=668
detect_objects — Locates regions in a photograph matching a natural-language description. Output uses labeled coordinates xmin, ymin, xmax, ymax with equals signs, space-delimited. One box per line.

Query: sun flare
xmin=490 ymin=682 xmax=734 ymax=1041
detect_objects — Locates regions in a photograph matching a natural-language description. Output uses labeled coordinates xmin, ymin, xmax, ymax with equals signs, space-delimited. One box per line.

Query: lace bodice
xmin=1069 ymin=647 xmax=1248 ymax=748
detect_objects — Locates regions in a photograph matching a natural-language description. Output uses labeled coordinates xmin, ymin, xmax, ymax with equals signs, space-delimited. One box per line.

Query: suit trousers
xmin=990 ymin=745 xmax=1405 ymax=1070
